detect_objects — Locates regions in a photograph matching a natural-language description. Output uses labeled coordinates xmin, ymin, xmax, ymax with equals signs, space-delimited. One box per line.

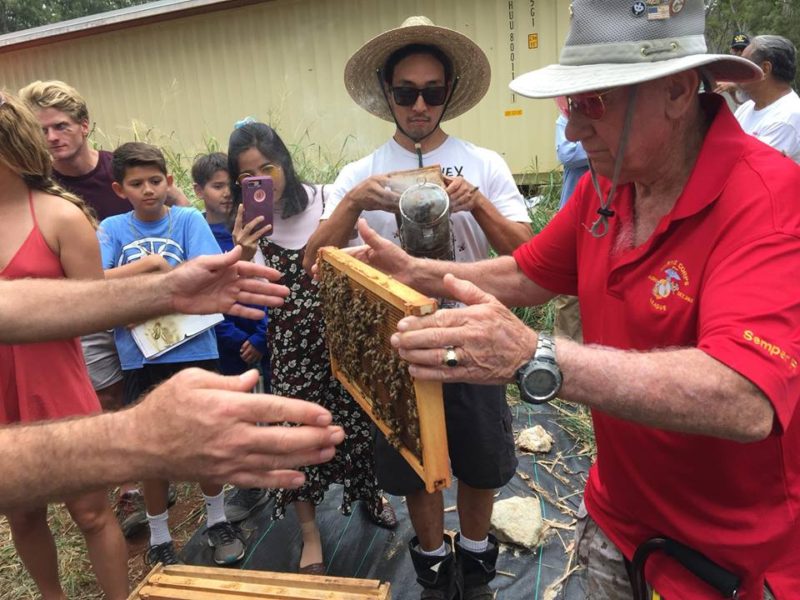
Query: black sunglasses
xmin=391 ymin=86 xmax=449 ymax=107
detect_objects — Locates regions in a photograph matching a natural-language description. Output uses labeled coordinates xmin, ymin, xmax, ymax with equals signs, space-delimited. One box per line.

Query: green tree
xmin=706 ymin=0 xmax=800 ymax=88
xmin=0 ymin=0 xmax=151 ymax=35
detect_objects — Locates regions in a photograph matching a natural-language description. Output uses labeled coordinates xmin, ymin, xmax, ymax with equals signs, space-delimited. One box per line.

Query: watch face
xmin=525 ymin=369 xmax=557 ymax=394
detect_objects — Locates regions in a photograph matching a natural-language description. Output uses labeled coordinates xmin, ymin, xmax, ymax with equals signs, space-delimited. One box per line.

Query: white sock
xmin=418 ymin=541 xmax=448 ymax=557
xmin=147 ymin=510 xmax=171 ymax=546
xmin=204 ymin=491 xmax=227 ymax=528
xmin=457 ymin=533 xmax=489 ymax=553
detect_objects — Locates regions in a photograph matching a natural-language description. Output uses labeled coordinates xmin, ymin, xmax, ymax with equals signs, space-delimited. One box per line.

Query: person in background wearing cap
xmin=734 ymin=35 xmax=800 ymax=164
xmin=731 ymin=32 xmax=751 ymax=57
xmin=343 ymin=2 xmax=800 ymax=599
xmin=305 ymin=16 xmax=532 ymax=600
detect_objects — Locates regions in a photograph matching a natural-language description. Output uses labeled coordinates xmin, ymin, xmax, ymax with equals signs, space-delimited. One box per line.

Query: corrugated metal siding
xmin=0 ymin=0 xmax=568 ymax=177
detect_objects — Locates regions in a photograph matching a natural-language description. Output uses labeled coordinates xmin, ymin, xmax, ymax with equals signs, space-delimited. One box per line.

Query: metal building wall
xmin=0 ymin=0 xmax=568 ymax=176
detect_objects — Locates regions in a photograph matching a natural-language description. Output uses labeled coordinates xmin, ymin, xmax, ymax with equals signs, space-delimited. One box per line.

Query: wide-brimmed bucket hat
xmin=510 ymin=0 xmax=762 ymax=99
xmin=344 ymin=16 xmax=491 ymax=122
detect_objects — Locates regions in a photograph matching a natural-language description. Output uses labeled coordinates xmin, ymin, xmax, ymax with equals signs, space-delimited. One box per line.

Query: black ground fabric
xmin=181 ymin=400 xmax=592 ymax=599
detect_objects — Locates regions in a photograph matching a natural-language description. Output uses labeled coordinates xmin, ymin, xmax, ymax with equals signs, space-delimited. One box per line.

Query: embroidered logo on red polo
xmin=648 ymin=260 xmax=694 ymax=312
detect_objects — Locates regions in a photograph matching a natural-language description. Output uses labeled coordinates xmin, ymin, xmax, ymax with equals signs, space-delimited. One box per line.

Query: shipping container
xmin=0 ymin=0 xmax=569 ymax=179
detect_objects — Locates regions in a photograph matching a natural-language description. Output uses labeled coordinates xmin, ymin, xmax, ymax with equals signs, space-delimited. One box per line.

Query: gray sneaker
xmin=207 ymin=521 xmax=245 ymax=566
xmin=145 ymin=541 xmax=182 ymax=567
xmin=224 ymin=488 xmax=267 ymax=523
xmin=115 ymin=491 xmax=147 ymax=538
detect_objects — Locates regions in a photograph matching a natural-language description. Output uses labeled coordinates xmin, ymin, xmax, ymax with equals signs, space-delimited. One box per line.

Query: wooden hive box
xmin=128 ymin=564 xmax=391 ymax=600
xmin=317 ymin=247 xmax=450 ymax=493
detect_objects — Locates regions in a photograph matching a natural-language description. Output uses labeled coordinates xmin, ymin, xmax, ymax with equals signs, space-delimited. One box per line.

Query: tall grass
xmin=512 ymin=165 xmax=562 ymax=332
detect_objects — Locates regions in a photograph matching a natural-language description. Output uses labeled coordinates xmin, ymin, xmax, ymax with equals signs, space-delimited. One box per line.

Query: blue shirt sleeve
xmin=555 ymin=115 xmax=589 ymax=168
xmin=214 ymin=317 xmax=249 ymax=353
xmin=97 ymin=217 xmax=121 ymax=269
xmin=248 ymin=315 xmax=269 ymax=354
xmin=184 ymin=209 xmax=223 ymax=259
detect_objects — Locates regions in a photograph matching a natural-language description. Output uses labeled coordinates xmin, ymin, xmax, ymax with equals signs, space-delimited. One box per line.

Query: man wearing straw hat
xmin=305 ymin=16 xmax=532 ymax=600
xmin=345 ymin=2 xmax=800 ymax=599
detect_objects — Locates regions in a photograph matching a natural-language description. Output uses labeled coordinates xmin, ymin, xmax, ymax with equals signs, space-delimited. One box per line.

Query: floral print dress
xmin=258 ymin=187 xmax=382 ymax=520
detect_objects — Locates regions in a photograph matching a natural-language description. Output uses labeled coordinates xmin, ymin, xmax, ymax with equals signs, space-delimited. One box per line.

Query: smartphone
xmin=241 ymin=175 xmax=274 ymax=236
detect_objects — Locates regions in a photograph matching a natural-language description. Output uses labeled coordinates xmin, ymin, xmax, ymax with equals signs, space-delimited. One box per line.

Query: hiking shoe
xmin=145 ymin=541 xmax=182 ymax=567
xmin=115 ymin=491 xmax=147 ymax=538
xmin=224 ymin=488 xmax=267 ymax=523
xmin=207 ymin=521 xmax=245 ymax=566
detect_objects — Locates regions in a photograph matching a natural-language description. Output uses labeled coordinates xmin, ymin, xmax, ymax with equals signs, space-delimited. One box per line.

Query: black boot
xmin=408 ymin=536 xmax=460 ymax=600
xmin=455 ymin=533 xmax=499 ymax=600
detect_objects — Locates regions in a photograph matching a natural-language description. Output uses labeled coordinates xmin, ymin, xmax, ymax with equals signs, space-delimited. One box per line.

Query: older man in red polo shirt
xmin=344 ymin=1 xmax=800 ymax=599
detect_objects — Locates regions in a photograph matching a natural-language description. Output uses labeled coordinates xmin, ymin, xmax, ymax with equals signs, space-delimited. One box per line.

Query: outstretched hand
xmin=135 ymin=369 xmax=345 ymax=489
xmin=167 ymin=246 xmax=288 ymax=319
xmin=310 ymin=219 xmax=415 ymax=285
xmin=390 ymin=273 xmax=537 ymax=383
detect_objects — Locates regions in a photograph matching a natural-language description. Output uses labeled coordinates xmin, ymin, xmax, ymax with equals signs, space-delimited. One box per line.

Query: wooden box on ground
xmin=128 ymin=564 xmax=391 ymax=599
xmin=317 ymin=247 xmax=450 ymax=493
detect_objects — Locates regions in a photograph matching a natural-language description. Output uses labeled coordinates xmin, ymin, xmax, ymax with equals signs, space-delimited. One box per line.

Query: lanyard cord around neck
xmin=586 ymin=85 xmax=639 ymax=238
xmin=376 ymin=69 xmax=459 ymax=168
xmin=128 ymin=207 xmax=172 ymax=250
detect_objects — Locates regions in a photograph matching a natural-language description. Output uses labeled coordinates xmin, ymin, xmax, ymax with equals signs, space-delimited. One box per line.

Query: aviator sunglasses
xmin=565 ymin=89 xmax=616 ymax=120
xmin=391 ymin=86 xmax=449 ymax=107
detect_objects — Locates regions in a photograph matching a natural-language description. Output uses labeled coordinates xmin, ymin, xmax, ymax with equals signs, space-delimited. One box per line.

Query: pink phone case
xmin=241 ymin=175 xmax=274 ymax=236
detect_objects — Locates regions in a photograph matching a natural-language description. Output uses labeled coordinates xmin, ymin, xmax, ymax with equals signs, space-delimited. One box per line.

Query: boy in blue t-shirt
xmin=191 ymin=152 xmax=271 ymax=523
xmin=98 ymin=142 xmax=244 ymax=567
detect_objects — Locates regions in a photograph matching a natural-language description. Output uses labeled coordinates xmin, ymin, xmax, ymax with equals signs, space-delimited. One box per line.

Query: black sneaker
xmin=207 ymin=521 xmax=245 ymax=566
xmin=115 ymin=491 xmax=147 ymax=538
xmin=145 ymin=541 xmax=182 ymax=567
xmin=224 ymin=488 xmax=267 ymax=523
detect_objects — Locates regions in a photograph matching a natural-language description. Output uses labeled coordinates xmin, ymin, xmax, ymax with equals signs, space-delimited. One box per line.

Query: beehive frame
xmin=128 ymin=564 xmax=391 ymax=599
xmin=318 ymin=247 xmax=450 ymax=492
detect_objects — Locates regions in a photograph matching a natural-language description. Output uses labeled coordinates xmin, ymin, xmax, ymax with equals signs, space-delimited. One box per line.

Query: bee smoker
xmin=398 ymin=181 xmax=454 ymax=261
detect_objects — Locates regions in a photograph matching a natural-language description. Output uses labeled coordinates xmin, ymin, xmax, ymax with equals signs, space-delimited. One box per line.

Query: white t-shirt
xmin=268 ymin=184 xmax=326 ymax=250
xmin=734 ymin=90 xmax=800 ymax=163
xmin=322 ymin=136 xmax=530 ymax=263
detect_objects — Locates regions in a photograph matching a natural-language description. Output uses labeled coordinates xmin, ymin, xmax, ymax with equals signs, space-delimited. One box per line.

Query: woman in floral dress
xmin=227 ymin=121 xmax=394 ymax=574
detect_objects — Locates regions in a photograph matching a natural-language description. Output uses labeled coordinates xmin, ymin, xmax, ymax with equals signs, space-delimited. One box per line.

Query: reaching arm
xmin=0 ymin=247 xmax=289 ymax=343
xmin=0 ymin=369 xmax=344 ymax=510
xmin=347 ymin=218 xmax=551 ymax=307
xmin=390 ymin=275 xmax=775 ymax=443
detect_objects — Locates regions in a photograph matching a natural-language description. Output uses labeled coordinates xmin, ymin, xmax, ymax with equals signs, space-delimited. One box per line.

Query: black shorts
xmin=122 ymin=359 xmax=220 ymax=406
xmin=374 ymin=382 xmax=517 ymax=495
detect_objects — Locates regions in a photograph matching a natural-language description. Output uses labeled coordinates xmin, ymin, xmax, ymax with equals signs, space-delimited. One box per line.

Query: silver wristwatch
xmin=516 ymin=332 xmax=562 ymax=404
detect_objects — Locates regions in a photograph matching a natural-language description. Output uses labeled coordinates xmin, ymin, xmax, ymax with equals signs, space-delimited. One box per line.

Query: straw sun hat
xmin=510 ymin=0 xmax=762 ymax=99
xmin=344 ymin=16 xmax=490 ymax=122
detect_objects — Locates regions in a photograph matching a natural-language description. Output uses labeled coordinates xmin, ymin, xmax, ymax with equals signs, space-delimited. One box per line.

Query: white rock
xmin=517 ymin=425 xmax=554 ymax=453
xmin=490 ymin=496 xmax=544 ymax=549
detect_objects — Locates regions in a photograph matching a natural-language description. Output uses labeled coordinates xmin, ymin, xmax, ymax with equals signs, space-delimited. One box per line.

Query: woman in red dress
xmin=0 ymin=93 xmax=128 ymax=599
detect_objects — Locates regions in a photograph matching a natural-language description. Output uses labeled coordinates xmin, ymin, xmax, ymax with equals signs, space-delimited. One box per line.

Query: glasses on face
xmin=565 ymin=89 xmax=616 ymax=121
xmin=236 ymin=164 xmax=279 ymax=186
xmin=391 ymin=86 xmax=449 ymax=107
